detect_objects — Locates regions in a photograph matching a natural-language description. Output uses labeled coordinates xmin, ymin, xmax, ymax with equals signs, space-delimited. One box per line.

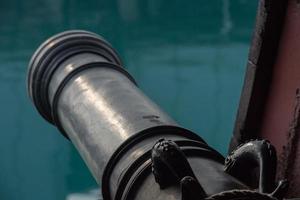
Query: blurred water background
xmin=0 ymin=0 xmax=257 ymax=199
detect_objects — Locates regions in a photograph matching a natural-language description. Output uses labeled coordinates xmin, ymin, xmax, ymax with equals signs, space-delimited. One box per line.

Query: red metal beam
xmin=228 ymin=0 xmax=300 ymax=197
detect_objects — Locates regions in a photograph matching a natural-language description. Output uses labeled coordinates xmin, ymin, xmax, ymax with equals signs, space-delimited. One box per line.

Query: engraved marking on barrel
xmin=279 ymin=89 xmax=300 ymax=189
xmin=143 ymin=115 xmax=162 ymax=124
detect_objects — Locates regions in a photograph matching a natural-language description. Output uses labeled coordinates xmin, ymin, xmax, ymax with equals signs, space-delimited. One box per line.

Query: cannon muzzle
xmin=27 ymin=30 xmax=280 ymax=200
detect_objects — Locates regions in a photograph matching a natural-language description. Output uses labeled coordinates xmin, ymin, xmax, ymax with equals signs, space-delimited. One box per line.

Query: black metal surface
xmin=225 ymin=140 xmax=277 ymax=193
xmin=27 ymin=30 xmax=283 ymax=200
xmin=151 ymin=139 xmax=202 ymax=190
xmin=151 ymin=139 xmax=206 ymax=199
xmin=226 ymin=140 xmax=289 ymax=199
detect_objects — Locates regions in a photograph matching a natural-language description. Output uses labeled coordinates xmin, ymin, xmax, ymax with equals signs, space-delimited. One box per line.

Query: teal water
xmin=0 ymin=0 xmax=257 ymax=199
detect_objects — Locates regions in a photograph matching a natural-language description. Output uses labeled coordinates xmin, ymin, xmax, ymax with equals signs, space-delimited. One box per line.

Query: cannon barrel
xmin=27 ymin=30 xmax=256 ymax=200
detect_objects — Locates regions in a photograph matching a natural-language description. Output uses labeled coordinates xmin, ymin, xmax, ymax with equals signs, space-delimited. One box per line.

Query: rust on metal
xmin=230 ymin=0 xmax=300 ymax=197
xmin=278 ymin=89 xmax=300 ymax=196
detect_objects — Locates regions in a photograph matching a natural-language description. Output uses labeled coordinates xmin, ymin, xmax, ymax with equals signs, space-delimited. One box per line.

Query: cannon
xmin=27 ymin=30 xmax=288 ymax=200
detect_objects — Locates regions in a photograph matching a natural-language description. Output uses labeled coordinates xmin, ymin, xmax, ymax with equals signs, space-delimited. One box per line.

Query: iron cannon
xmin=27 ymin=30 xmax=287 ymax=200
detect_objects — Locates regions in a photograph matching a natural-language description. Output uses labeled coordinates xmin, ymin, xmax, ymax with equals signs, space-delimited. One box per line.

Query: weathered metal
xmin=230 ymin=0 xmax=288 ymax=150
xmin=27 ymin=30 xmax=284 ymax=200
xmin=230 ymin=0 xmax=300 ymax=197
